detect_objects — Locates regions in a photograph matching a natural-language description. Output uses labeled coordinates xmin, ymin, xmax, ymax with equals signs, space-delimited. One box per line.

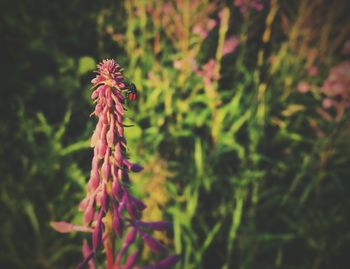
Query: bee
xmin=123 ymin=79 xmax=138 ymax=101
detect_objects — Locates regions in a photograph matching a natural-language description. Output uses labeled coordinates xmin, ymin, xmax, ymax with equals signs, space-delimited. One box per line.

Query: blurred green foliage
xmin=1 ymin=0 xmax=350 ymax=268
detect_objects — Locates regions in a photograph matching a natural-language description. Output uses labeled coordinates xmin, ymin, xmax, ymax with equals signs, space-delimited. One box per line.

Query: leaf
xmin=194 ymin=138 xmax=203 ymax=177
xmin=24 ymin=202 xmax=40 ymax=236
xmin=78 ymin=56 xmax=96 ymax=75
xmin=281 ymin=104 xmax=305 ymax=117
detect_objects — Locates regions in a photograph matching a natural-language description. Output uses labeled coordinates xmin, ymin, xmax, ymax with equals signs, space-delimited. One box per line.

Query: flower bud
xmin=124 ymin=250 xmax=139 ymax=269
xmin=123 ymin=159 xmax=144 ymax=172
xmin=139 ymin=230 xmax=166 ymax=254
xmin=112 ymin=205 xmax=123 ymax=237
xmin=92 ymin=209 xmax=104 ymax=251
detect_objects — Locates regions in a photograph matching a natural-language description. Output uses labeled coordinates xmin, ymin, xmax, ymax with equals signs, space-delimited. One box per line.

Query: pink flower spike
xmin=50 ymin=221 xmax=93 ymax=233
xmin=55 ymin=59 xmax=176 ymax=268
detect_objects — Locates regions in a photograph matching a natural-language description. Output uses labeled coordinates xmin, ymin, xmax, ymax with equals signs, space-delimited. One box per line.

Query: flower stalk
xmin=52 ymin=59 xmax=178 ymax=269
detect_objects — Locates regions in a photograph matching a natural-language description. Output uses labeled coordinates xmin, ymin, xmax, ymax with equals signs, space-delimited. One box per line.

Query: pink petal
xmin=76 ymin=251 xmax=95 ymax=269
xmin=88 ymin=168 xmax=100 ymax=192
xmin=115 ymin=228 xmax=138 ymax=264
xmin=92 ymin=210 xmax=104 ymax=251
xmin=112 ymin=205 xmax=123 ymax=237
xmin=124 ymin=250 xmax=140 ymax=269
xmin=222 ymin=36 xmax=239 ymax=56
xmin=123 ymin=159 xmax=144 ymax=172
xmin=297 ymin=81 xmax=311 ymax=93
xmin=129 ymin=195 xmax=147 ymax=211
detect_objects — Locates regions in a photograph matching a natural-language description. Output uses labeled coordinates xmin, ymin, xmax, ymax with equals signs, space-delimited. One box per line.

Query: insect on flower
xmin=123 ymin=79 xmax=138 ymax=101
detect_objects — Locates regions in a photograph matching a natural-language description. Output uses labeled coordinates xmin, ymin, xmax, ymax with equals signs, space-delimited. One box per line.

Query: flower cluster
xmin=322 ymin=60 xmax=350 ymax=120
xmin=234 ymin=0 xmax=264 ymax=14
xmin=52 ymin=59 xmax=179 ymax=269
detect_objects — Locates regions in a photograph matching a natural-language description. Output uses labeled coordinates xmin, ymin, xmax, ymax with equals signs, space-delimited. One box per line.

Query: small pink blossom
xmin=222 ymin=36 xmax=239 ymax=56
xmin=193 ymin=18 xmax=217 ymax=38
xmin=322 ymin=60 xmax=350 ymax=119
xmin=91 ymin=59 xmax=125 ymax=88
xmin=322 ymin=61 xmax=350 ymax=98
xmin=195 ymin=59 xmax=219 ymax=88
xmin=308 ymin=65 xmax=319 ymax=77
xmin=297 ymin=81 xmax=311 ymax=94
xmin=322 ymin=98 xmax=335 ymax=109
xmin=173 ymin=57 xmax=198 ymax=71
xmin=234 ymin=0 xmax=264 ymax=14
xmin=342 ymin=40 xmax=350 ymax=55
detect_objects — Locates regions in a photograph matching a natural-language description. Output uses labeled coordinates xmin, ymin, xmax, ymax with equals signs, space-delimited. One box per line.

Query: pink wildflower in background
xmin=234 ymin=0 xmax=264 ymax=14
xmin=193 ymin=18 xmax=217 ymax=38
xmin=308 ymin=65 xmax=319 ymax=77
xmin=322 ymin=60 xmax=350 ymax=119
xmin=342 ymin=40 xmax=350 ymax=55
xmin=222 ymin=36 xmax=239 ymax=56
xmin=52 ymin=59 xmax=179 ymax=269
xmin=195 ymin=59 xmax=219 ymax=88
xmin=297 ymin=81 xmax=311 ymax=94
